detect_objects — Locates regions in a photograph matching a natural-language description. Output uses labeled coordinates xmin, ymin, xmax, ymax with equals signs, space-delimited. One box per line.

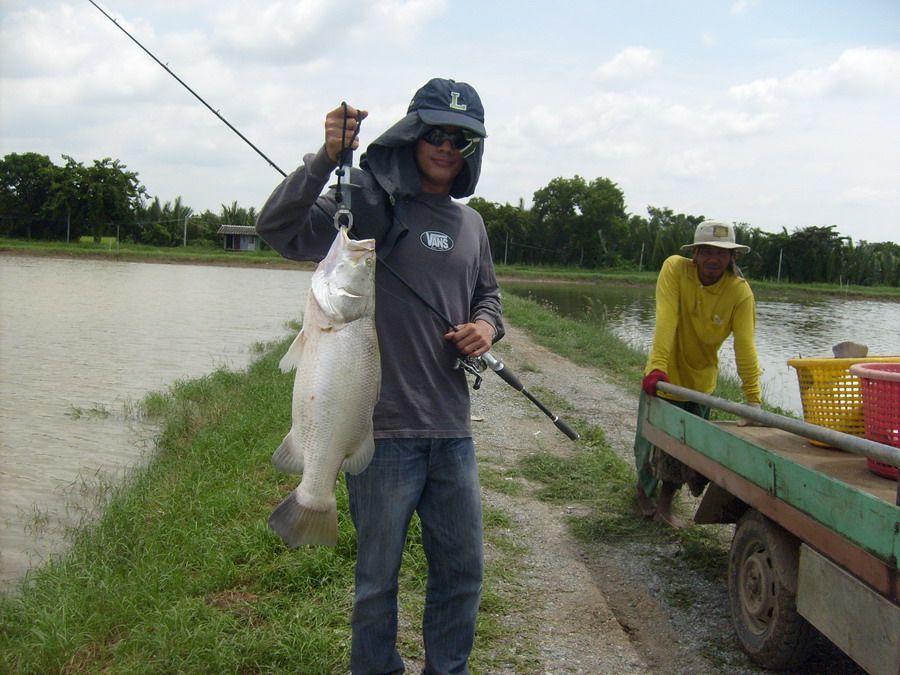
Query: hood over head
xmin=360 ymin=78 xmax=486 ymax=200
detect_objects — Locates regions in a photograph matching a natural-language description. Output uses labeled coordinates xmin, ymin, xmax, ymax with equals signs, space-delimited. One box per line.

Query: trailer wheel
xmin=728 ymin=509 xmax=815 ymax=670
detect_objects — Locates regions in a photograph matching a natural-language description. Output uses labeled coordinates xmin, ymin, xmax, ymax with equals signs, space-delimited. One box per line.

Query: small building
xmin=217 ymin=225 xmax=259 ymax=252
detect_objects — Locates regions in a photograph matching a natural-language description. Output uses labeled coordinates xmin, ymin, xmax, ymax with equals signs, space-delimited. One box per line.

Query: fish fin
xmin=278 ymin=330 xmax=306 ymax=373
xmin=268 ymin=492 xmax=338 ymax=548
xmin=271 ymin=432 xmax=304 ymax=473
xmin=341 ymin=426 xmax=376 ymax=475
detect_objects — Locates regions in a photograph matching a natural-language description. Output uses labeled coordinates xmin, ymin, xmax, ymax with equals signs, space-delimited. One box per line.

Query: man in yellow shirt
xmin=635 ymin=220 xmax=762 ymax=527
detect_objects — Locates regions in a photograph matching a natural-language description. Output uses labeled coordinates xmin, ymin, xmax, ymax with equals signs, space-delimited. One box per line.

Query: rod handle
xmin=554 ymin=417 xmax=580 ymax=441
xmin=481 ymin=352 xmax=523 ymax=390
xmin=490 ymin=362 xmax=523 ymax=391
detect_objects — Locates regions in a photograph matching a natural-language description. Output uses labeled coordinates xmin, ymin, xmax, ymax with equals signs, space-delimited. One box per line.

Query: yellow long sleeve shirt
xmin=646 ymin=254 xmax=761 ymax=404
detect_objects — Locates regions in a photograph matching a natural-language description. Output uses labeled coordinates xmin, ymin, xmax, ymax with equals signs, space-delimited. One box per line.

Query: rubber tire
xmin=728 ymin=509 xmax=815 ymax=670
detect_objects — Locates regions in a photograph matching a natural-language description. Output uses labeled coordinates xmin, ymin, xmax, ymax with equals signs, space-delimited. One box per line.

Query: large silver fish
xmin=268 ymin=226 xmax=380 ymax=547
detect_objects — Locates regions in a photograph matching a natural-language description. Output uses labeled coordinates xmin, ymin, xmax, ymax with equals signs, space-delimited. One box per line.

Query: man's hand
xmin=737 ymin=402 xmax=765 ymax=427
xmin=642 ymin=370 xmax=669 ymax=396
xmin=324 ymin=105 xmax=368 ymax=163
xmin=445 ymin=320 xmax=494 ymax=358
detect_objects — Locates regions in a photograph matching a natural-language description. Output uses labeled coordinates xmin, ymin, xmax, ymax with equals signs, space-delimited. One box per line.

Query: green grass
xmin=513 ymin=410 xmax=733 ymax=606
xmin=495 ymin=262 xmax=900 ymax=301
xmin=501 ymin=293 xmax=647 ymax=384
xmin=0 ymin=237 xmax=314 ymax=269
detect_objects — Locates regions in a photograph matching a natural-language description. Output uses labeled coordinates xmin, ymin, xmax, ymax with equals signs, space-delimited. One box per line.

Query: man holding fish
xmin=256 ymin=78 xmax=502 ymax=675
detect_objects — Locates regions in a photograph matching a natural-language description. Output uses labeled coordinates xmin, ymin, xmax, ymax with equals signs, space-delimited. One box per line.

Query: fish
xmin=268 ymin=226 xmax=380 ymax=548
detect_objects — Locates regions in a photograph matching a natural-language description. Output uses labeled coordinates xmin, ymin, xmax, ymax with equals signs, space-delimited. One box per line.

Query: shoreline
xmin=3 ymin=248 xmax=898 ymax=301
xmin=0 ymin=247 xmax=316 ymax=271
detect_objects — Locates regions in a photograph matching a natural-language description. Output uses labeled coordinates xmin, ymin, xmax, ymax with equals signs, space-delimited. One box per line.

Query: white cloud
xmin=664 ymin=149 xmax=716 ymax=180
xmin=727 ymin=48 xmax=900 ymax=113
xmin=729 ymin=77 xmax=779 ymax=102
xmin=588 ymin=139 xmax=646 ymax=160
xmin=835 ymin=186 xmax=898 ymax=206
xmin=782 ymin=47 xmax=900 ymax=99
xmin=660 ymin=104 xmax=776 ymax=137
xmin=593 ymin=46 xmax=660 ymax=84
xmin=730 ymin=0 xmax=759 ymax=15
xmin=210 ymin=0 xmax=446 ymax=61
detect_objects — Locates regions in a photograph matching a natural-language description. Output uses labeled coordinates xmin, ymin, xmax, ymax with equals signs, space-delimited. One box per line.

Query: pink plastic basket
xmin=848 ymin=363 xmax=900 ymax=480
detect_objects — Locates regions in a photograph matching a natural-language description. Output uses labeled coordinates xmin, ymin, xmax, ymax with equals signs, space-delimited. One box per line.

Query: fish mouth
xmin=339 ymin=227 xmax=376 ymax=253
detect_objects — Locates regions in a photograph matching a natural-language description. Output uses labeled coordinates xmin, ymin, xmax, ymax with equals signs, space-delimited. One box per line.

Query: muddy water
xmin=0 ymin=256 xmax=311 ymax=591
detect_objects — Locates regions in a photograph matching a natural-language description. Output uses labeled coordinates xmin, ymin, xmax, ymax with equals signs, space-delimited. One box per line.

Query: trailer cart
xmin=640 ymin=383 xmax=900 ymax=674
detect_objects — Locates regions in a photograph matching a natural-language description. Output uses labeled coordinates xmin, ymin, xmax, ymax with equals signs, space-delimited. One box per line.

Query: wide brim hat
xmin=407 ymin=78 xmax=486 ymax=137
xmin=682 ymin=220 xmax=750 ymax=253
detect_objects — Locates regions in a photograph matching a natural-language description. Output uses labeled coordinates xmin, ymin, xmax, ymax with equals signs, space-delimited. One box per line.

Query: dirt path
xmin=465 ymin=325 xmax=864 ymax=674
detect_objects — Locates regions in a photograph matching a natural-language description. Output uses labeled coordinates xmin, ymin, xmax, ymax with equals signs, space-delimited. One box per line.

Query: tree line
xmin=470 ymin=176 xmax=898 ymax=287
xmin=2 ymin=152 xmax=897 ymax=286
xmin=0 ymin=152 xmax=256 ymax=248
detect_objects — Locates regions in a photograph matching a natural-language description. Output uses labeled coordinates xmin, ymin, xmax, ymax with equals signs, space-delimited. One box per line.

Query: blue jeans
xmin=345 ymin=438 xmax=484 ymax=675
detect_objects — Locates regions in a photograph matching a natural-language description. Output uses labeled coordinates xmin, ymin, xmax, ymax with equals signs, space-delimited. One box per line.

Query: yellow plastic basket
xmin=787 ymin=356 xmax=900 ymax=446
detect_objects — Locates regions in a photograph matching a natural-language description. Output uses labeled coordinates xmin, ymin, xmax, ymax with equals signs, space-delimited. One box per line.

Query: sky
xmin=2 ymin=0 xmax=899 ymax=244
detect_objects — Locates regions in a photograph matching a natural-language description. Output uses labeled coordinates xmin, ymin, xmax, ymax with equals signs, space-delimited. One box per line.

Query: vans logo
xmin=421 ymin=231 xmax=453 ymax=251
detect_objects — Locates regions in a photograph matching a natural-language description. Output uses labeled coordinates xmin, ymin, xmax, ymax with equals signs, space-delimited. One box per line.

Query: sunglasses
xmin=420 ymin=127 xmax=482 ymax=157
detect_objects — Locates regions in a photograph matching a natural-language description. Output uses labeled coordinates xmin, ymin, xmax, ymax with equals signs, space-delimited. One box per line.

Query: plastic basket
xmin=848 ymin=363 xmax=900 ymax=480
xmin=787 ymin=356 xmax=900 ymax=448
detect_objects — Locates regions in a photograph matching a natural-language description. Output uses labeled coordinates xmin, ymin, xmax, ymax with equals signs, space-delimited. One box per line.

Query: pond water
xmin=0 ymin=256 xmax=312 ymax=591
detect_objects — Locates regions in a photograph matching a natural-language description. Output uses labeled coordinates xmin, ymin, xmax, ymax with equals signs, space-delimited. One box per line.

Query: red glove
xmin=642 ymin=370 xmax=669 ymax=396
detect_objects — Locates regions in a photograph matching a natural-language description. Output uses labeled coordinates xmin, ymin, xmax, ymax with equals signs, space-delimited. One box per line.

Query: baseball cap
xmin=681 ymin=220 xmax=750 ymax=253
xmin=408 ymin=78 xmax=486 ymax=137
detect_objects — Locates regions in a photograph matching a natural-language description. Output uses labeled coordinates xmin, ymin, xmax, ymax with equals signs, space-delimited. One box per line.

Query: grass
xmin=496 ymin=262 xmax=900 ymax=302
xmin=0 ymin=237 xmax=314 ymax=270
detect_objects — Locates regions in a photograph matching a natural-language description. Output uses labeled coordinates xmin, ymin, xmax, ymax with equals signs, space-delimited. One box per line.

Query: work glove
xmin=737 ymin=402 xmax=765 ymax=427
xmin=641 ymin=370 xmax=669 ymax=397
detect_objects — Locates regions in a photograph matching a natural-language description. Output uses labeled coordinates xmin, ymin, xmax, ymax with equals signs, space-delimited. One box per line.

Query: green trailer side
xmin=640 ymin=395 xmax=900 ymax=674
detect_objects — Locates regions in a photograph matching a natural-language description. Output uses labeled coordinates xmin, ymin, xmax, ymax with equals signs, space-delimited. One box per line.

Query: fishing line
xmin=85 ymin=6 xmax=578 ymax=441
xmin=87 ymin=0 xmax=287 ymax=177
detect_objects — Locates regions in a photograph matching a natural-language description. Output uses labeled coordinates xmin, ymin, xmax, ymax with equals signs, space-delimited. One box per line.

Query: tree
xmin=0 ymin=152 xmax=59 ymax=239
xmin=532 ymin=175 xmax=628 ymax=268
xmin=64 ymin=157 xmax=146 ymax=242
xmin=781 ymin=225 xmax=845 ymax=284
xmin=467 ymin=196 xmax=533 ymax=265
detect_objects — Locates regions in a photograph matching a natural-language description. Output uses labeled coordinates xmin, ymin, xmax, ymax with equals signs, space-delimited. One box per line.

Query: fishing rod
xmin=89 ymin=5 xmax=578 ymax=441
xmin=87 ymin=0 xmax=287 ymax=177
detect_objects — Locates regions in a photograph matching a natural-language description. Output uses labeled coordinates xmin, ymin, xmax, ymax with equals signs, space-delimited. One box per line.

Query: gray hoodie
xmin=256 ymin=112 xmax=503 ymax=439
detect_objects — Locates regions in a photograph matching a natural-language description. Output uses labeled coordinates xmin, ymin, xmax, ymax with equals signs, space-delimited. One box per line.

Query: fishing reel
xmin=453 ymin=355 xmax=488 ymax=390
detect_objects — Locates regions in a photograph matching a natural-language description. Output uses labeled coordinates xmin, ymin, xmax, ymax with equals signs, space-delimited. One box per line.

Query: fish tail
xmin=268 ymin=492 xmax=338 ymax=548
